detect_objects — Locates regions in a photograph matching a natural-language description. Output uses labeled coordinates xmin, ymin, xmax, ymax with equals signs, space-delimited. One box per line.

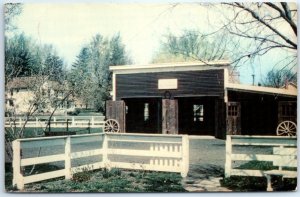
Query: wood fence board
xmin=71 ymin=149 xmax=103 ymax=159
xmin=21 ymin=154 xmax=65 ymax=166
xmin=23 ymin=169 xmax=66 ymax=184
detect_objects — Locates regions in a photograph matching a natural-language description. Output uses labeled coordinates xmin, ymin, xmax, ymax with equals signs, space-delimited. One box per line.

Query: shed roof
xmin=226 ymin=83 xmax=297 ymax=97
xmin=110 ymin=60 xmax=230 ymax=74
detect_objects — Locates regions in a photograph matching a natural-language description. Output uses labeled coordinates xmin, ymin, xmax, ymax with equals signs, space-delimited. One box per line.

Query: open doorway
xmin=123 ymin=98 xmax=162 ymax=133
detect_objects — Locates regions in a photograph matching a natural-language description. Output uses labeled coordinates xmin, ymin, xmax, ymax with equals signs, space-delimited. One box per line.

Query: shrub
xmin=221 ymin=161 xmax=297 ymax=191
xmin=144 ymin=172 xmax=186 ymax=192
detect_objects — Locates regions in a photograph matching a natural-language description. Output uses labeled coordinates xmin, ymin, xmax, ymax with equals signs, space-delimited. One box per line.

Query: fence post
xmin=36 ymin=117 xmax=38 ymax=127
xmin=72 ymin=117 xmax=75 ymax=126
xmin=181 ymin=135 xmax=189 ymax=177
xmin=12 ymin=140 xmax=24 ymax=190
xmin=225 ymin=135 xmax=232 ymax=178
xmin=91 ymin=116 xmax=94 ymax=127
xmin=102 ymin=134 xmax=110 ymax=170
xmin=65 ymin=136 xmax=72 ymax=179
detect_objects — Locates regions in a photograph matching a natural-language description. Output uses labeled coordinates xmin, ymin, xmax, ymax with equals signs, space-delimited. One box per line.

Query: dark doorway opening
xmin=178 ymin=97 xmax=216 ymax=135
xmin=123 ymin=98 xmax=162 ymax=133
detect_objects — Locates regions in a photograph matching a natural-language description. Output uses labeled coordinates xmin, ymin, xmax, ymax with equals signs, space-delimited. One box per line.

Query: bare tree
xmin=262 ymin=69 xmax=297 ymax=88
xmin=166 ymin=2 xmax=297 ymax=73
xmin=208 ymin=2 xmax=297 ymax=69
xmin=152 ymin=30 xmax=230 ymax=64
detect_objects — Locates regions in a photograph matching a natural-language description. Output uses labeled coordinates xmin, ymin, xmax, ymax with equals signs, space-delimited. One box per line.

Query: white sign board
xmin=158 ymin=79 xmax=178 ymax=90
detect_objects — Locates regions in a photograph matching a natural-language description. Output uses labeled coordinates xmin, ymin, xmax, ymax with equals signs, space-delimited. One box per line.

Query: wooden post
xmin=12 ymin=140 xmax=24 ymax=190
xmin=225 ymin=135 xmax=232 ymax=178
xmin=65 ymin=136 xmax=72 ymax=179
xmin=102 ymin=134 xmax=110 ymax=170
xmin=181 ymin=135 xmax=189 ymax=177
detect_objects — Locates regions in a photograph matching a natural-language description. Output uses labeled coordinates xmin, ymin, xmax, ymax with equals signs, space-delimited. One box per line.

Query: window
xmin=144 ymin=103 xmax=149 ymax=121
xmin=279 ymin=102 xmax=296 ymax=120
xmin=228 ymin=105 xmax=238 ymax=116
xmin=193 ymin=105 xmax=204 ymax=122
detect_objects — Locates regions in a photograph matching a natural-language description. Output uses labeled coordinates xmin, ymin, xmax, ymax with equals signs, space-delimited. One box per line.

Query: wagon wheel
xmin=104 ymin=119 xmax=120 ymax=133
xmin=276 ymin=121 xmax=297 ymax=136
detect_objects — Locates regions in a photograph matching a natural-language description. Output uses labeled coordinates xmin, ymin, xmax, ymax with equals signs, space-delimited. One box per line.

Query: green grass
xmin=220 ymin=161 xmax=297 ymax=191
xmin=6 ymin=127 xmax=102 ymax=138
xmin=5 ymin=164 xmax=186 ymax=193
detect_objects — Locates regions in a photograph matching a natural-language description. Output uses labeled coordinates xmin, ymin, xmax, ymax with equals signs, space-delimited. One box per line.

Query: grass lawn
xmin=220 ymin=161 xmax=297 ymax=191
xmin=6 ymin=127 xmax=102 ymax=138
xmin=6 ymin=164 xmax=186 ymax=193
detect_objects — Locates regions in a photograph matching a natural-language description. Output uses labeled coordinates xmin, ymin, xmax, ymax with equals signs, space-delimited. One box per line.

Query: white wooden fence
xmin=225 ymin=135 xmax=297 ymax=178
xmin=5 ymin=116 xmax=105 ymax=128
xmin=12 ymin=133 xmax=189 ymax=190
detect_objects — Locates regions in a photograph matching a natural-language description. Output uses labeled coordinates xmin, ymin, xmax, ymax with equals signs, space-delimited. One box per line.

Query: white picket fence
xmin=12 ymin=133 xmax=189 ymax=190
xmin=5 ymin=116 xmax=105 ymax=128
xmin=225 ymin=135 xmax=297 ymax=178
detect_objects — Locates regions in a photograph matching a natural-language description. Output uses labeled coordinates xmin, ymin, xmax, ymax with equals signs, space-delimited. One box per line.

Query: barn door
xmin=162 ymin=99 xmax=178 ymax=134
xmin=226 ymin=102 xmax=241 ymax=135
xmin=106 ymin=100 xmax=126 ymax=132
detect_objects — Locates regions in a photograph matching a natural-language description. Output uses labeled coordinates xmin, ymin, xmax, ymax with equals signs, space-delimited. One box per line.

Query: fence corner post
xmin=65 ymin=136 xmax=72 ymax=179
xmin=225 ymin=135 xmax=232 ymax=178
xmin=181 ymin=135 xmax=189 ymax=178
xmin=12 ymin=140 xmax=24 ymax=190
xmin=102 ymin=134 xmax=111 ymax=170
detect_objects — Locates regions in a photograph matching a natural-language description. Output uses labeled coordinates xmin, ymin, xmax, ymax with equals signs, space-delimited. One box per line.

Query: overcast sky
xmin=14 ymin=3 xmax=217 ymax=65
xmin=4 ymin=0 xmax=298 ymax=85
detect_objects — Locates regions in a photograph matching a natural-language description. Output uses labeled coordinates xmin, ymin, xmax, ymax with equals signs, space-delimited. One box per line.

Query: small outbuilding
xmin=106 ymin=61 xmax=297 ymax=139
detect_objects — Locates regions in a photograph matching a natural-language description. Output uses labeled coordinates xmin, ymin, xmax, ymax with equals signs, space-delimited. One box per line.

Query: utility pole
xmin=251 ymin=74 xmax=255 ymax=85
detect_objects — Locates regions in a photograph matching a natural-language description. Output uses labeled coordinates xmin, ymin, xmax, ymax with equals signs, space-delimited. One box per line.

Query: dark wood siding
xmin=228 ymin=91 xmax=297 ymax=135
xmin=116 ymin=69 xmax=224 ymax=100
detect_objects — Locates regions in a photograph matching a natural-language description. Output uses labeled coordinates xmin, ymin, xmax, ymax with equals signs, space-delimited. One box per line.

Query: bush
xmin=144 ymin=172 xmax=186 ymax=192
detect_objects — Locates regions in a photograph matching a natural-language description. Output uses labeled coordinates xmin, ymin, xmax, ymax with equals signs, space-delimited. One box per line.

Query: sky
xmin=4 ymin=0 xmax=299 ymax=85
xmin=14 ymin=3 xmax=214 ymax=65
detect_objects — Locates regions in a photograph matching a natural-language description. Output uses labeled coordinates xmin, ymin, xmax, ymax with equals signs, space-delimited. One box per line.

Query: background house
xmin=5 ymin=76 xmax=75 ymax=116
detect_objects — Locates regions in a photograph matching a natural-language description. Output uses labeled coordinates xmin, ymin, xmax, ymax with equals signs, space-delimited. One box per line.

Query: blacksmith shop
xmin=106 ymin=61 xmax=297 ymax=139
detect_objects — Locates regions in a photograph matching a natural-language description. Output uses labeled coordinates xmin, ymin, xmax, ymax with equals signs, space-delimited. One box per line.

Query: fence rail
xmin=225 ymin=135 xmax=297 ymax=178
xmin=5 ymin=116 xmax=105 ymax=128
xmin=12 ymin=133 xmax=189 ymax=190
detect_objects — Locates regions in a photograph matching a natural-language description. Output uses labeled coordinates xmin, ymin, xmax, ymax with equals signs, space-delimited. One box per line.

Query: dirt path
xmin=183 ymin=137 xmax=231 ymax=192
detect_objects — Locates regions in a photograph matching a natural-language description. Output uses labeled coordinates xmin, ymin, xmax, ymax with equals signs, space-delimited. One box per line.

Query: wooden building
xmin=106 ymin=61 xmax=297 ymax=139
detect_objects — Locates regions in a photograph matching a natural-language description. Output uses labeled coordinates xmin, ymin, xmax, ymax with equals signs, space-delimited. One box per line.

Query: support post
xmin=72 ymin=117 xmax=75 ymax=126
xmin=65 ymin=136 xmax=72 ymax=179
xmin=36 ymin=117 xmax=38 ymax=127
xmin=12 ymin=140 xmax=24 ymax=190
xmin=19 ymin=117 xmax=22 ymax=127
xmin=225 ymin=135 xmax=232 ymax=178
xmin=181 ymin=135 xmax=189 ymax=177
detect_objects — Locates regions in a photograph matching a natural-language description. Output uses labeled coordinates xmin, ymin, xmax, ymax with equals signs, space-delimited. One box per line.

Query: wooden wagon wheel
xmin=104 ymin=119 xmax=120 ymax=133
xmin=276 ymin=121 xmax=297 ymax=136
